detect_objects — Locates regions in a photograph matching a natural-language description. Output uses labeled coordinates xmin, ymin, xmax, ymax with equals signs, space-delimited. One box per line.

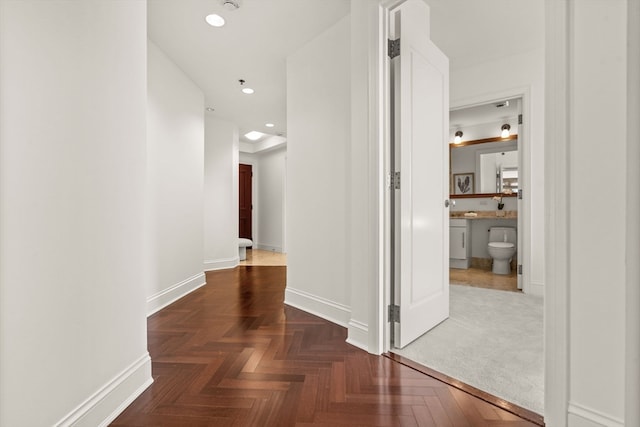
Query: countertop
xmin=450 ymin=210 xmax=517 ymax=219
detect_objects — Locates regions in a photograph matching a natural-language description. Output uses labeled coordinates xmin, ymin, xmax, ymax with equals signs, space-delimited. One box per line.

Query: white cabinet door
xmin=450 ymin=227 xmax=466 ymax=260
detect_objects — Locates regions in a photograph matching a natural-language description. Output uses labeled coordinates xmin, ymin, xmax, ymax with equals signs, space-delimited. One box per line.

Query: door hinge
xmin=388 ymin=38 xmax=400 ymax=59
xmin=388 ymin=304 xmax=400 ymax=322
xmin=388 ymin=172 xmax=401 ymax=189
xmin=393 ymin=171 xmax=401 ymax=189
xmin=518 ymin=114 xmax=523 ymax=125
xmin=518 ymin=189 xmax=523 ymax=200
xmin=518 ymin=264 xmax=523 ymax=275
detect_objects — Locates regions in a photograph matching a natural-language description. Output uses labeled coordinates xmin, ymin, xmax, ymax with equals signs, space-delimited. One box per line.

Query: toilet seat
xmin=488 ymin=242 xmax=515 ymax=249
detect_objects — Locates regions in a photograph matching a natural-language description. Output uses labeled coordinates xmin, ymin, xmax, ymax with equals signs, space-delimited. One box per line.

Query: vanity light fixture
xmin=501 ymin=124 xmax=511 ymax=138
xmin=205 ymin=14 xmax=225 ymax=27
xmin=454 ymin=130 xmax=463 ymax=144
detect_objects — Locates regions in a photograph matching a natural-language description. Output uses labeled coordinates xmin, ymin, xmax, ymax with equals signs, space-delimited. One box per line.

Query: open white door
xmin=390 ymin=0 xmax=450 ymax=349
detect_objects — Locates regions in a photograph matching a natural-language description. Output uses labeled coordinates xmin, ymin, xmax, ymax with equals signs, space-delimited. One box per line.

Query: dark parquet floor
xmin=112 ymin=266 xmax=540 ymax=426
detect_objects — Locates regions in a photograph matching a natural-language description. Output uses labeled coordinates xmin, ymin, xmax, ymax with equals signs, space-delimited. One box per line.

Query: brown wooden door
xmin=239 ymin=164 xmax=252 ymax=240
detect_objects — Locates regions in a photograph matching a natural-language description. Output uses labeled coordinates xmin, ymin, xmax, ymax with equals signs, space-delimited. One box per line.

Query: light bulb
xmin=501 ymin=124 xmax=511 ymax=138
xmin=454 ymin=130 xmax=463 ymax=144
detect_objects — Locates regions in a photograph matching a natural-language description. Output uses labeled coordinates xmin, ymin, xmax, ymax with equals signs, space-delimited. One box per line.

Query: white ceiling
xmin=450 ymin=97 xmax=520 ymax=129
xmin=147 ymin=0 xmax=350 ymax=142
xmin=427 ymin=0 xmax=544 ymax=70
xmin=147 ymin=0 xmax=543 ymax=142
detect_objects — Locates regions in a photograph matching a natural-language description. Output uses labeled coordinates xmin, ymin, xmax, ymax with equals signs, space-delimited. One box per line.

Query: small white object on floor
xmin=238 ymin=238 xmax=252 ymax=261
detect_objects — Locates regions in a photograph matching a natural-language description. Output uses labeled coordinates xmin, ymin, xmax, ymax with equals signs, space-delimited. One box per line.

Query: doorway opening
xmin=448 ymin=97 xmax=523 ymax=293
xmin=381 ymin=1 xmax=543 ymax=419
xmin=239 ymin=163 xmax=253 ymax=241
xmin=389 ymin=91 xmax=543 ymax=420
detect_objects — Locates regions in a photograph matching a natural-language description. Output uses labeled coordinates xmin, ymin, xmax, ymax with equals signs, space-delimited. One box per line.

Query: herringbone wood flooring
xmin=112 ymin=266 xmax=540 ymax=426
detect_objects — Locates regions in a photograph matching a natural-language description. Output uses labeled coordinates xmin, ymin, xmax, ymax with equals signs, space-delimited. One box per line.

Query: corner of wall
xmin=284 ymin=287 xmax=351 ymax=328
xmin=346 ymin=320 xmax=369 ymax=352
xmin=203 ymin=257 xmax=239 ymax=272
xmin=146 ymin=272 xmax=206 ymax=316
xmin=55 ymin=353 xmax=152 ymax=427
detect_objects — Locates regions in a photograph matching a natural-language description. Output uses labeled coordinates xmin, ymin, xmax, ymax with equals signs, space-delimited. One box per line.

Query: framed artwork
xmin=453 ymin=173 xmax=474 ymax=195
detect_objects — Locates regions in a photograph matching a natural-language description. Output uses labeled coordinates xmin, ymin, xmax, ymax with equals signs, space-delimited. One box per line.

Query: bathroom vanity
xmin=450 ymin=219 xmax=471 ymax=269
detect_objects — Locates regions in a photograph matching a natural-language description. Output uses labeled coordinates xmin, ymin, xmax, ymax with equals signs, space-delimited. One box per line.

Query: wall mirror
xmin=450 ymin=135 xmax=519 ymax=198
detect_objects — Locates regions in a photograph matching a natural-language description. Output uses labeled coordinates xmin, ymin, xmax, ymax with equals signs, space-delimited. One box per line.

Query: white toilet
xmin=487 ymin=226 xmax=517 ymax=275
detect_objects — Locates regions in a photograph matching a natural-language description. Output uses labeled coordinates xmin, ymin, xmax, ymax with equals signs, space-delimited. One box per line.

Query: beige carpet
xmin=392 ymin=284 xmax=544 ymax=414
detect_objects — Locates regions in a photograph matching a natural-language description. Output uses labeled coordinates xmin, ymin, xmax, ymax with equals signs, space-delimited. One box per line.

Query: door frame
xmin=379 ymin=0 xmax=534 ymax=352
xmin=376 ymin=0 xmax=549 ymax=413
xmin=449 ymin=88 xmax=532 ymax=296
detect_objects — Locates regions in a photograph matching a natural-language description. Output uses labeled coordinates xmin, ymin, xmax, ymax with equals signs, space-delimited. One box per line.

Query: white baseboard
xmin=147 ymin=272 xmax=206 ymax=316
xmin=55 ymin=353 xmax=153 ymax=427
xmin=255 ymin=244 xmax=283 ymax=253
xmin=528 ymin=281 xmax=544 ymax=297
xmin=204 ymin=256 xmax=239 ymax=271
xmin=568 ymin=402 xmax=624 ymax=427
xmin=346 ymin=319 xmax=369 ymax=351
xmin=284 ymin=287 xmax=350 ymax=328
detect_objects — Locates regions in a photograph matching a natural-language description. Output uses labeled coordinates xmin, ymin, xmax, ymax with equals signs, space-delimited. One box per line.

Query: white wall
xmin=147 ymin=41 xmax=206 ymax=315
xmin=450 ymin=48 xmax=545 ymax=293
xmin=257 ymin=147 xmax=286 ymax=252
xmin=286 ymin=16 xmax=351 ymax=325
xmin=545 ymin=0 xmax=640 ymax=425
xmin=0 ymin=2 xmax=151 ymax=426
xmin=204 ymin=116 xmax=239 ymax=270
xmin=567 ymin=1 xmax=626 ymax=424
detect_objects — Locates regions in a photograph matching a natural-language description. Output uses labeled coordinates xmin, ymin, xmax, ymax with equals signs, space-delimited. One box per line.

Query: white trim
xmin=255 ymin=244 xmax=283 ymax=253
xmin=55 ymin=353 xmax=152 ymax=427
xmin=346 ymin=319 xmax=369 ymax=351
xmin=544 ymin=0 xmax=570 ymax=424
xmin=204 ymin=256 xmax=239 ymax=271
xmin=146 ymin=272 xmax=206 ymax=316
xmin=528 ymin=281 xmax=544 ymax=298
xmin=626 ymin=1 xmax=640 ymax=424
xmin=284 ymin=287 xmax=351 ymax=327
xmin=568 ymin=402 xmax=624 ymax=427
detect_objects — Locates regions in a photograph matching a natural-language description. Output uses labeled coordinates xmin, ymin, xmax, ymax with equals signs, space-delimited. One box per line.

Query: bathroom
xmin=448 ymin=98 xmax=522 ymax=291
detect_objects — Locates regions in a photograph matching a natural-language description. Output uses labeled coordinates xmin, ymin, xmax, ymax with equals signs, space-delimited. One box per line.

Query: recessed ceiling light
xmin=265 ymin=123 xmax=275 ymax=128
xmin=245 ymin=131 xmax=265 ymax=141
xmin=205 ymin=14 xmax=225 ymax=27
xmin=242 ymin=87 xmax=254 ymax=94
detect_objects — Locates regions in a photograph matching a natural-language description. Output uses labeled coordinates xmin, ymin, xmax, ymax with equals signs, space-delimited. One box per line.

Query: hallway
xmin=112 ymin=266 xmax=539 ymax=426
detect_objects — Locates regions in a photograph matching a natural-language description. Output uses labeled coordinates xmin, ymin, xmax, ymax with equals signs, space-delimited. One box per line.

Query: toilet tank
xmin=488 ymin=226 xmax=516 ymax=244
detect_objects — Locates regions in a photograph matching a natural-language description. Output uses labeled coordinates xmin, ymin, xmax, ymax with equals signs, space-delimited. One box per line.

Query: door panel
xmin=392 ymin=0 xmax=450 ymax=348
xmin=239 ymin=164 xmax=252 ymax=240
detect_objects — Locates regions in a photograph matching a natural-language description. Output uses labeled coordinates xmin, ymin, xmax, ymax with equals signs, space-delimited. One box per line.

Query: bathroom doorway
xmin=448 ymin=97 xmax=523 ymax=292
xmin=390 ymin=94 xmax=545 ymax=418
